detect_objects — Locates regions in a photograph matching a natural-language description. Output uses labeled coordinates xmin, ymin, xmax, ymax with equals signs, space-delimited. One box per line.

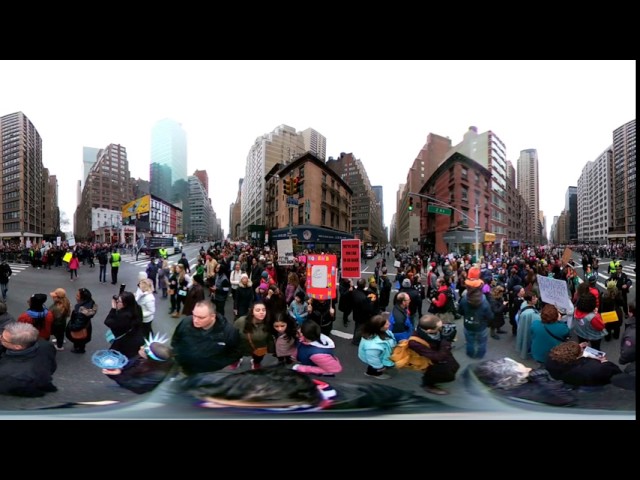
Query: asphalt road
xmin=0 ymin=246 xmax=634 ymax=413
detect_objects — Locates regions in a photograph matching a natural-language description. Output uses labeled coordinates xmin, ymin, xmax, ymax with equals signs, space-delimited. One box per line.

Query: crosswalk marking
xmin=3 ymin=263 xmax=29 ymax=276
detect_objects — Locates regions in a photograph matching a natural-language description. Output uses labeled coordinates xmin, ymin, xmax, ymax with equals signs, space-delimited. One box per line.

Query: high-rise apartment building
xmin=75 ymin=144 xmax=133 ymax=240
xmin=82 ymin=147 xmax=101 ymax=189
xmin=229 ymin=178 xmax=243 ymax=240
xmin=517 ymin=149 xmax=540 ymax=244
xmin=327 ymin=152 xmax=384 ymax=245
xmin=187 ymin=175 xmax=214 ymax=241
xmin=300 ymin=128 xmax=327 ymax=160
xmin=449 ymin=127 xmax=509 ymax=247
xmin=193 ymin=169 xmax=209 ymax=196
xmin=240 ymin=124 xmax=306 ymax=238
xmin=0 ymin=112 xmax=46 ymax=244
xmin=565 ymin=186 xmax=577 ymax=242
xmin=577 ymin=148 xmax=613 ymax=244
xmin=611 ymin=119 xmax=636 ymax=242
xmin=150 ymin=118 xmax=187 ymax=201
xmin=43 ymin=171 xmax=60 ymax=237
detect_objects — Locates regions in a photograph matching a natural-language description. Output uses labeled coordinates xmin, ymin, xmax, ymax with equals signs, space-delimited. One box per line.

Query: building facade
xmin=300 ymin=128 xmax=327 ymax=161
xmin=229 ymin=178 xmax=243 ymax=240
xmin=610 ymin=119 xmax=636 ymax=244
xmin=577 ymin=148 xmax=613 ymax=244
xmin=516 ymin=149 xmax=540 ymax=244
xmin=0 ymin=111 xmax=46 ymax=244
xmin=75 ymin=144 xmax=133 ymax=241
xmin=241 ymin=124 xmax=306 ymax=239
xmin=43 ymin=171 xmax=60 ymax=238
xmin=419 ymin=152 xmax=492 ymax=256
xmin=265 ymin=152 xmax=353 ymax=250
xmin=326 ymin=152 xmax=384 ymax=245
xmin=150 ymin=118 xmax=187 ymax=201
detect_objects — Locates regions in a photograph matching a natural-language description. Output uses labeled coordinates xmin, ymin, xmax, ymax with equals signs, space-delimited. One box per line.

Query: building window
xmin=321 ymin=208 xmax=326 ymax=226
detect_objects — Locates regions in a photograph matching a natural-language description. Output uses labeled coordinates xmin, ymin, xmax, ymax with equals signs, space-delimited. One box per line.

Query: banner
xmin=305 ymin=254 xmax=337 ymax=300
xmin=340 ymin=239 xmax=361 ymax=279
xmin=276 ymin=239 xmax=294 ymax=265
xmin=536 ymin=274 xmax=573 ymax=312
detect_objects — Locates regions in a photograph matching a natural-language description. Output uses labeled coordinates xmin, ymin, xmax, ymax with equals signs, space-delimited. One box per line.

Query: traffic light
xmin=292 ymin=176 xmax=300 ymax=195
xmin=283 ymin=178 xmax=292 ymax=196
xmin=408 ymin=196 xmax=413 ymax=211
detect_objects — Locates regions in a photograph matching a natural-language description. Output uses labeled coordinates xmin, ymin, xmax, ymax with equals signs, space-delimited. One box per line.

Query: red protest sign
xmin=340 ymin=239 xmax=361 ymax=279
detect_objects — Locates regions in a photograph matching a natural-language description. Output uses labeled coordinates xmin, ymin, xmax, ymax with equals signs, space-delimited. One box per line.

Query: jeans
xmin=99 ymin=265 xmax=107 ymax=282
xmin=464 ymin=327 xmax=489 ymax=359
xmin=1 ymin=282 xmax=7 ymax=300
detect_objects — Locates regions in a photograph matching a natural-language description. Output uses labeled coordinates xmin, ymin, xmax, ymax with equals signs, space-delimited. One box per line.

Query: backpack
xmin=390 ymin=335 xmax=432 ymax=371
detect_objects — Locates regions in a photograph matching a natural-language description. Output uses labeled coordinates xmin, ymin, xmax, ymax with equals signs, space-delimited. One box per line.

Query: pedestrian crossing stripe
xmin=3 ymin=264 xmax=29 ymax=275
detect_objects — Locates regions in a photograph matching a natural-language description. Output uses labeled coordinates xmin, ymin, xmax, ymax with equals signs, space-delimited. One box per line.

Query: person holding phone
xmin=544 ymin=340 xmax=622 ymax=388
xmin=104 ymin=291 xmax=145 ymax=359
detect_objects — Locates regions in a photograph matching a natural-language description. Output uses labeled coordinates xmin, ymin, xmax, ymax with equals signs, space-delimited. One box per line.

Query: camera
xmin=113 ymin=284 xmax=126 ymax=301
xmin=441 ymin=323 xmax=457 ymax=341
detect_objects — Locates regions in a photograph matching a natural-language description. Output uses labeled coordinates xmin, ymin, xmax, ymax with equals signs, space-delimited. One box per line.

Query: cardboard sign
xmin=276 ymin=239 xmax=294 ymax=265
xmin=561 ymin=247 xmax=572 ymax=265
xmin=340 ymin=239 xmax=361 ymax=279
xmin=536 ymin=274 xmax=573 ymax=312
xmin=305 ymin=254 xmax=337 ymax=300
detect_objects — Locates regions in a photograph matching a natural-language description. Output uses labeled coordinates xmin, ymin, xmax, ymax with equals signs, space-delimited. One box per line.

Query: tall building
xmin=372 ymin=185 xmax=385 ymax=241
xmin=193 ymin=169 xmax=209 ymax=196
xmin=517 ymin=149 xmax=540 ymax=244
xmin=150 ymin=162 xmax=172 ymax=202
xmin=327 ymin=152 xmax=384 ymax=245
xmin=150 ymin=118 xmax=187 ymax=200
xmin=396 ymin=133 xmax=452 ymax=251
xmin=82 ymin=147 xmax=101 ymax=189
xmin=577 ymin=148 xmax=613 ymax=244
xmin=240 ymin=124 xmax=306 ymax=238
xmin=300 ymin=128 xmax=327 ymax=160
xmin=611 ymin=119 xmax=636 ymax=243
xmin=449 ymin=127 xmax=509 ymax=248
xmin=229 ymin=178 xmax=243 ymax=240
xmin=187 ymin=175 xmax=214 ymax=241
xmin=43 ymin=171 xmax=60 ymax=237
xmin=565 ymin=186 xmax=577 ymax=242
xmin=74 ymin=144 xmax=133 ymax=241
xmin=0 ymin=111 xmax=45 ymax=244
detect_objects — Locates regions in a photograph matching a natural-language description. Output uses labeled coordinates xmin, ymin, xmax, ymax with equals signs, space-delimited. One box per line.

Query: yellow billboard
xmin=122 ymin=194 xmax=150 ymax=219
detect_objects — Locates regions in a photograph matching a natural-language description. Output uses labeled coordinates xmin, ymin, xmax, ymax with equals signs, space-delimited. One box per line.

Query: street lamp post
xmin=409 ymin=192 xmax=481 ymax=261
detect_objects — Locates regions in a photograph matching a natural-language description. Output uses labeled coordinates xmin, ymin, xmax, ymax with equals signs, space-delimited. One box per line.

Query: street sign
xmin=287 ymin=197 xmax=299 ymax=206
xmin=427 ymin=205 xmax=452 ymax=215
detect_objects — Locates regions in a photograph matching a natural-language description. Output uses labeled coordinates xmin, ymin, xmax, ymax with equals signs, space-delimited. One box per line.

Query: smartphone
xmin=584 ymin=346 xmax=605 ymax=359
xmin=119 ymin=284 xmax=126 ymax=294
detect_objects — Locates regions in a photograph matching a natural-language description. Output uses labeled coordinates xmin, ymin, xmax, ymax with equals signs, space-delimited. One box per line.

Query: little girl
xmin=288 ymin=291 xmax=308 ymax=326
xmin=269 ymin=311 xmax=298 ymax=365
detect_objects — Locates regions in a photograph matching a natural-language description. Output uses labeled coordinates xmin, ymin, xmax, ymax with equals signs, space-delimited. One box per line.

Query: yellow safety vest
xmin=111 ymin=252 xmax=121 ymax=267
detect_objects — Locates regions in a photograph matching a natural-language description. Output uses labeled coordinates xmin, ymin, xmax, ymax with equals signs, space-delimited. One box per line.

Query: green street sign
xmin=427 ymin=204 xmax=452 ymax=215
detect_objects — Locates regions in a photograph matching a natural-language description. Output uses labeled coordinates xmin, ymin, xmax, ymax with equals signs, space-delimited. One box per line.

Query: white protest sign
xmin=276 ymin=239 xmax=294 ymax=265
xmin=536 ymin=274 xmax=573 ymax=312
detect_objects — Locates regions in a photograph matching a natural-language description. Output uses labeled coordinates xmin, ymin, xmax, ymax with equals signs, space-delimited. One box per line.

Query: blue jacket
xmin=358 ymin=331 xmax=397 ymax=369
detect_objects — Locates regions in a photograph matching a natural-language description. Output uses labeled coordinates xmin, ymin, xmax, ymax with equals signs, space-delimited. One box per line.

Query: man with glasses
xmin=0 ymin=322 xmax=57 ymax=397
xmin=171 ymin=300 xmax=241 ymax=375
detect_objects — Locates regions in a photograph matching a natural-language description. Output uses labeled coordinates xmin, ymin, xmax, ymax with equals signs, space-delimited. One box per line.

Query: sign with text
xmin=276 ymin=239 xmax=295 ymax=265
xmin=537 ymin=274 xmax=573 ymax=312
xmin=306 ymin=254 xmax=337 ymax=300
xmin=427 ymin=204 xmax=452 ymax=215
xmin=340 ymin=239 xmax=361 ymax=279
xmin=561 ymin=247 xmax=573 ymax=265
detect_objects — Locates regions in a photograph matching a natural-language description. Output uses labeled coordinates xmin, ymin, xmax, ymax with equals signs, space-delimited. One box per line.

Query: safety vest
xmin=609 ymin=261 xmax=617 ymax=274
xmin=111 ymin=252 xmax=121 ymax=267
xmin=159 ymin=248 xmax=168 ymax=259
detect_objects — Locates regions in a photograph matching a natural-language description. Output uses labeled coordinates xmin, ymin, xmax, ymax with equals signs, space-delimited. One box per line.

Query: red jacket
xmin=18 ymin=310 xmax=55 ymax=340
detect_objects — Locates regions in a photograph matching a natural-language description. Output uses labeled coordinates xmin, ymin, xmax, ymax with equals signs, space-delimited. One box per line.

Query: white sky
xmin=1 ymin=60 xmax=635 ymax=239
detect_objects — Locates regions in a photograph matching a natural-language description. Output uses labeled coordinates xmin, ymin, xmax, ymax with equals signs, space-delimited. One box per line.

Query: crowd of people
xmin=0 ymin=240 xmax=635 ymax=409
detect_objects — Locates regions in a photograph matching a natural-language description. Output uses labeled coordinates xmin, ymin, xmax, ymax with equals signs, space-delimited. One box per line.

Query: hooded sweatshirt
xmin=294 ymin=334 xmax=342 ymax=375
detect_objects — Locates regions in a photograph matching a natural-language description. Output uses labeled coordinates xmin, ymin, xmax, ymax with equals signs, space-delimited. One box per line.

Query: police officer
xmin=158 ymin=247 xmax=168 ymax=260
xmin=110 ymin=248 xmax=121 ymax=285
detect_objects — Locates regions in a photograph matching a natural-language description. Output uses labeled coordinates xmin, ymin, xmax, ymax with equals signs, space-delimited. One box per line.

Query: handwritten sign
xmin=305 ymin=254 xmax=337 ymax=300
xmin=276 ymin=239 xmax=294 ymax=265
xmin=537 ymin=274 xmax=573 ymax=312
xmin=340 ymin=239 xmax=361 ymax=279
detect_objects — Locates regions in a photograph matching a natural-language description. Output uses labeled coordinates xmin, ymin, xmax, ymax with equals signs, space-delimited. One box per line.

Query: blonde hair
xmin=139 ymin=278 xmax=154 ymax=293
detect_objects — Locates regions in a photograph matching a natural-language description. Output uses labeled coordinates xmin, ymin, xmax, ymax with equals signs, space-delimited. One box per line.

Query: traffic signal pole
xmin=409 ymin=192 xmax=480 ymax=261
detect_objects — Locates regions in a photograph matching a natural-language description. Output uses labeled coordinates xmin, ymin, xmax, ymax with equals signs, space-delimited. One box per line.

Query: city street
xmin=0 ymin=246 xmax=635 ymax=412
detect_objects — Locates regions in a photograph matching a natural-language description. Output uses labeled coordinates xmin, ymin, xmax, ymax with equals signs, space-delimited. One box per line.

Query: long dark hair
xmin=118 ymin=291 xmax=141 ymax=322
xmin=243 ymin=302 xmax=267 ymax=334
xmin=268 ymin=311 xmax=298 ymax=341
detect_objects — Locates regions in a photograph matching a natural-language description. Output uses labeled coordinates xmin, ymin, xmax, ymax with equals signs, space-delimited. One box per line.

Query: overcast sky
xmin=1 ymin=60 xmax=635 ymax=239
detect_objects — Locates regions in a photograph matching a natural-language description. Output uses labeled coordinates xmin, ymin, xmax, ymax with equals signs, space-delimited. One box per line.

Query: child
xmin=358 ymin=312 xmax=397 ymax=379
xmin=288 ymin=290 xmax=308 ymax=326
xmin=269 ymin=311 xmax=298 ymax=365
xmin=293 ymin=320 xmax=342 ymax=376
